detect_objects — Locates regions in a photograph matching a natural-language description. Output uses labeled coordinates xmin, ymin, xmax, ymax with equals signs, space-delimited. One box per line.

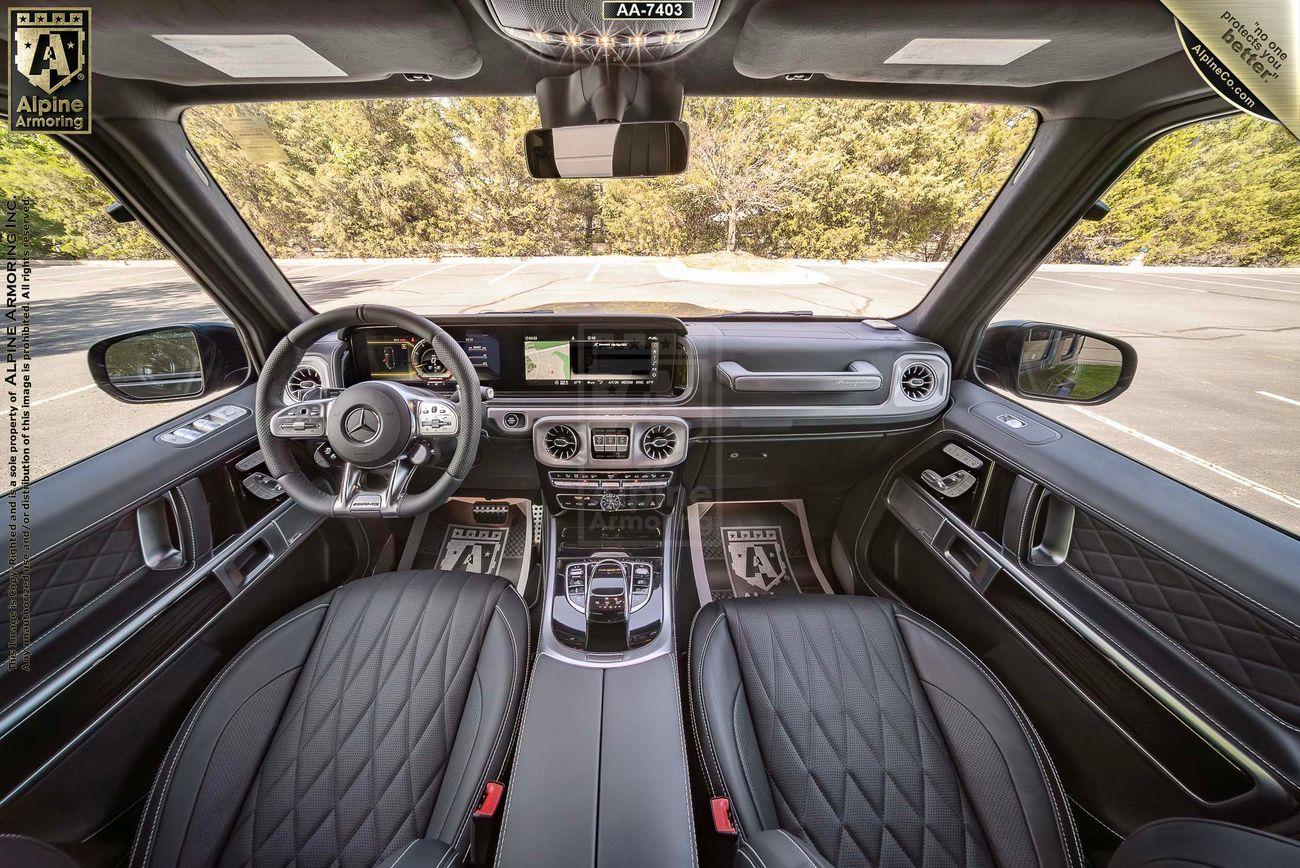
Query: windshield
xmin=184 ymin=97 xmax=1035 ymax=318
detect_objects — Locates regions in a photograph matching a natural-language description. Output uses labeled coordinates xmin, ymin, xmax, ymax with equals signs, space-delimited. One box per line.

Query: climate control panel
xmin=549 ymin=470 xmax=672 ymax=511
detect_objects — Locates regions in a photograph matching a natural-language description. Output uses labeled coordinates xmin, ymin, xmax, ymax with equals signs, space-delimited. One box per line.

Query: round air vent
xmin=899 ymin=363 xmax=937 ymax=402
xmin=640 ymin=425 xmax=678 ymax=461
xmin=286 ymin=364 xmax=323 ymax=403
xmin=544 ymin=425 xmax=581 ymax=460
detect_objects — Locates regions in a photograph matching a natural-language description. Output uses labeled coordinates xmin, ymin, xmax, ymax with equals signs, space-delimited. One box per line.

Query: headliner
xmin=4 ymin=0 xmax=1211 ymax=122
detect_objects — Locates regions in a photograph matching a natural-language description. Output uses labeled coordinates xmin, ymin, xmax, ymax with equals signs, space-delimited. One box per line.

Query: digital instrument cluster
xmin=349 ymin=320 xmax=682 ymax=397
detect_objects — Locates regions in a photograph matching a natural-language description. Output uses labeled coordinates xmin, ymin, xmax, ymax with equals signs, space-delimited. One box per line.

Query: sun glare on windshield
xmin=183 ymin=97 xmax=1036 ymax=318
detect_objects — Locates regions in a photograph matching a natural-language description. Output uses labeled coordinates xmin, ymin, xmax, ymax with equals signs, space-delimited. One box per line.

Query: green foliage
xmin=0 ymin=131 xmax=163 ymax=258
xmin=3 ymin=99 xmax=1296 ymax=266
xmin=1052 ymin=116 xmax=1300 ymax=265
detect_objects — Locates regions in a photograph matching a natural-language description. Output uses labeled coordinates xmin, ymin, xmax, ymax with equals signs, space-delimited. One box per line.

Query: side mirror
xmin=88 ymin=323 xmax=249 ymax=403
xmin=976 ymin=321 xmax=1137 ymax=404
xmin=524 ymin=121 xmax=689 ymax=179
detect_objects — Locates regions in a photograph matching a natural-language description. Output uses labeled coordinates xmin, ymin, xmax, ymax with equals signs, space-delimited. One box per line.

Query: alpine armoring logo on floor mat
xmin=723 ymin=526 xmax=794 ymax=593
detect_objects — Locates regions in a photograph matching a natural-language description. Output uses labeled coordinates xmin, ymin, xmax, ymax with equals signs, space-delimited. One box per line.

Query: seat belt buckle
xmin=710 ymin=797 xmax=738 ymax=837
xmin=471 ymin=781 xmax=505 ymax=865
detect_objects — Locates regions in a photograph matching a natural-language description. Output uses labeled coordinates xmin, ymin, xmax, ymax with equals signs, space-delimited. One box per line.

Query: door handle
xmin=137 ymin=492 xmax=185 ymax=570
xmin=1028 ymin=491 xmax=1075 ymax=567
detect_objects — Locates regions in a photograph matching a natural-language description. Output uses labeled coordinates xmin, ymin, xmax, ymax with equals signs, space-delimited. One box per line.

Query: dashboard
xmin=348 ymin=319 xmax=686 ymax=397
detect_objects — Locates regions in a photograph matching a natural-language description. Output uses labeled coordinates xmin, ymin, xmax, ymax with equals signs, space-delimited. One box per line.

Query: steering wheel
xmin=255 ymin=306 xmax=482 ymax=518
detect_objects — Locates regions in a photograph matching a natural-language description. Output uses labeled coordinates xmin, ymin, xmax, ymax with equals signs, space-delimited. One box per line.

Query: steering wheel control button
xmin=417 ymin=400 xmax=459 ymax=437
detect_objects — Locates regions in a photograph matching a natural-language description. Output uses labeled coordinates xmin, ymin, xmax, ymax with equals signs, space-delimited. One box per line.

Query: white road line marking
xmin=1030 ymin=275 xmax=1114 ymax=292
xmin=488 ymin=261 xmax=531 ymax=284
xmin=1131 ymin=272 xmax=1298 ymax=295
xmin=31 ymin=384 xmax=96 ymax=407
xmin=305 ymin=262 xmax=392 ymax=283
xmin=1257 ymin=390 xmax=1300 ymax=409
xmin=842 ymin=263 xmax=929 ymax=286
xmin=383 ymin=265 xmax=451 ymax=289
xmin=42 ymin=265 xmax=180 ymax=289
xmin=585 ymin=261 xmax=601 ymax=282
xmin=1103 ymin=275 xmax=1207 ymax=293
xmin=1069 ymin=406 xmax=1300 ymax=510
xmin=1146 ymin=273 xmax=1289 ymax=292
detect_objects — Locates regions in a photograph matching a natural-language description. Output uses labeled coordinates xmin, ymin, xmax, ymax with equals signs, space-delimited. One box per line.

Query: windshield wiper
xmin=706 ymin=310 xmax=815 ymax=319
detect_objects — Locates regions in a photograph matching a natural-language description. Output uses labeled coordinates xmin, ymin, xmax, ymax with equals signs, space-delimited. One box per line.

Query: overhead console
xmin=345 ymin=315 xmax=689 ymax=398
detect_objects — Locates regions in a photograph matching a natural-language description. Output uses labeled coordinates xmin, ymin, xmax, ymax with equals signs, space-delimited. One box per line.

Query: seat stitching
xmin=693 ymin=612 xmax=731 ymax=804
xmin=492 ymin=634 xmax=540 ymax=868
xmin=288 ymin=580 xmax=479 ymax=858
xmin=921 ymin=679 xmax=1040 ymax=866
xmin=741 ymin=606 xmax=931 ymax=865
xmin=730 ymin=683 xmax=768 ymax=830
xmin=901 ymin=613 xmax=1076 ymax=867
xmin=451 ymin=593 xmax=520 ymax=846
xmin=740 ymin=839 xmax=770 ymax=868
xmin=897 ymin=614 xmax=1081 ymax=868
xmin=386 ymin=838 xmax=419 ymax=866
xmin=138 ymin=604 xmax=328 ymax=868
xmin=667 ymin=652 xmax=700 ymax=868
xmin=432 ymin=844 xmax=457 ymax=868
xmin=267 ymin=582 xmax=405 ymax=854
xmin=778 ymin=829 xmax=825 ymax=866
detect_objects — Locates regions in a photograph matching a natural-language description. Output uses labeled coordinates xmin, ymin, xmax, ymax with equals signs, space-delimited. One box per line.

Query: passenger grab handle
xmin=715 ymin=360 xmax=883 ymax=392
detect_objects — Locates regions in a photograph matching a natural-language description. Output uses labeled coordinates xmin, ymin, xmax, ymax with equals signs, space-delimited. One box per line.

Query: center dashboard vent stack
xmin=640 ymin=425 xmax=678 ymax=461
xmin=899 ymin=363 xmax=936 ymax=402
xmin=286 ymin=365 xmax=323 ymax=403
xmin=544 ymin=424 xmax=581 ymax=460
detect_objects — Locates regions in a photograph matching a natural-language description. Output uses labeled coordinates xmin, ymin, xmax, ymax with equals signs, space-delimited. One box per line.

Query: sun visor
xmin=78 ymin=0 xmax=481 ymax=85
xmin=734 ymin=0 xmax=1179 ymax=86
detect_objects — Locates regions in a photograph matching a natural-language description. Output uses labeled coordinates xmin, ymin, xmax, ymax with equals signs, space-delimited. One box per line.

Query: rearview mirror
xmin=525 ymin=121 xmax=689 ymax=179
xmin=89 ymin=323 xmax=249 ymax=403
xmin=976 ymin=321 xmax=1137 ymax=404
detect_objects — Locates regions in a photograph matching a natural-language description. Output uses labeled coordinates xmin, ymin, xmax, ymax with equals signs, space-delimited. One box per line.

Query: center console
xmin=532 ymin=414 xmax=687 ymax=662
xmin=495 ymin=412 xmax=695 ymax=867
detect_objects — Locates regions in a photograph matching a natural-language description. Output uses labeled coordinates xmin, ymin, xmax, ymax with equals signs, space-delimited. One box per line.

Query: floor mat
xmin=686 ymin=500 xmax=833 ymax=605
xmin=411 ymin=497 xmax=534 ymax=593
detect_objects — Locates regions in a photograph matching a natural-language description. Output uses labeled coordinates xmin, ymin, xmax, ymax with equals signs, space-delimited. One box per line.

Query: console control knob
xmin=599 ymin=492 xmax=624 ymax=512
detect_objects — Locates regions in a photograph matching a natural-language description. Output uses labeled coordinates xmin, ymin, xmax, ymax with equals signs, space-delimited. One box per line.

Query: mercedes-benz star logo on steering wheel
xmin=343 ymin=407 xmax=382 ymax=444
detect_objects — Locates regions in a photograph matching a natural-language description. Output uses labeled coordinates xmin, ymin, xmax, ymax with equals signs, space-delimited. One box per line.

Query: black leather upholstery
xmin=129 ymin=569 xmax=528 ymax=868
xmin=1110 ymin=817 xmax=1300 ymax=867
xmin=691 ymin=595 xmax=1082 ymax=868
xmin=0 ymin=834 xmax=81 ymax=868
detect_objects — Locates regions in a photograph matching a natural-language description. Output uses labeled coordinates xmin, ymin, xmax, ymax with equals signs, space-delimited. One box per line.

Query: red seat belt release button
xmin=474 ymin=781 xmax=505 ymax=819
xmin=711 ymin=797 xmax=738 ymax=836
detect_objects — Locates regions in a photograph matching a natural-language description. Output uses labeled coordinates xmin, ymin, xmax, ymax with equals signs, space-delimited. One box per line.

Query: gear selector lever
xmin=585 ymin=559 xmax=629 ymax=651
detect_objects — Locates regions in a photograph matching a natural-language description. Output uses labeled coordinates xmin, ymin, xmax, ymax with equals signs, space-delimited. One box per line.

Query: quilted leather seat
xmin=690 ymin=595 xmax=1083 ymax=868
xmin=129 ymin=569 xmax=527 ymax=868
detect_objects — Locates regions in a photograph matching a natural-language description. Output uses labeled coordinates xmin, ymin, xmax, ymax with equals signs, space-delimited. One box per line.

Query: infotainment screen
xmin=523 ymin=334 xmax=660 ymax=386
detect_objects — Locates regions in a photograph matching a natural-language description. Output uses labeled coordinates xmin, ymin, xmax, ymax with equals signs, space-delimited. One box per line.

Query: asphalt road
xmin=16 ymin=257 xmax=1300 ymax=536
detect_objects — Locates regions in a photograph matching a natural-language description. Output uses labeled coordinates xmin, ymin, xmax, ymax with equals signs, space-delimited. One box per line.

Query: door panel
xmin=849 ymin=380 xmax=1300 ymax=835
xmin=0 ymin=382 xmax=358 ymax=846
